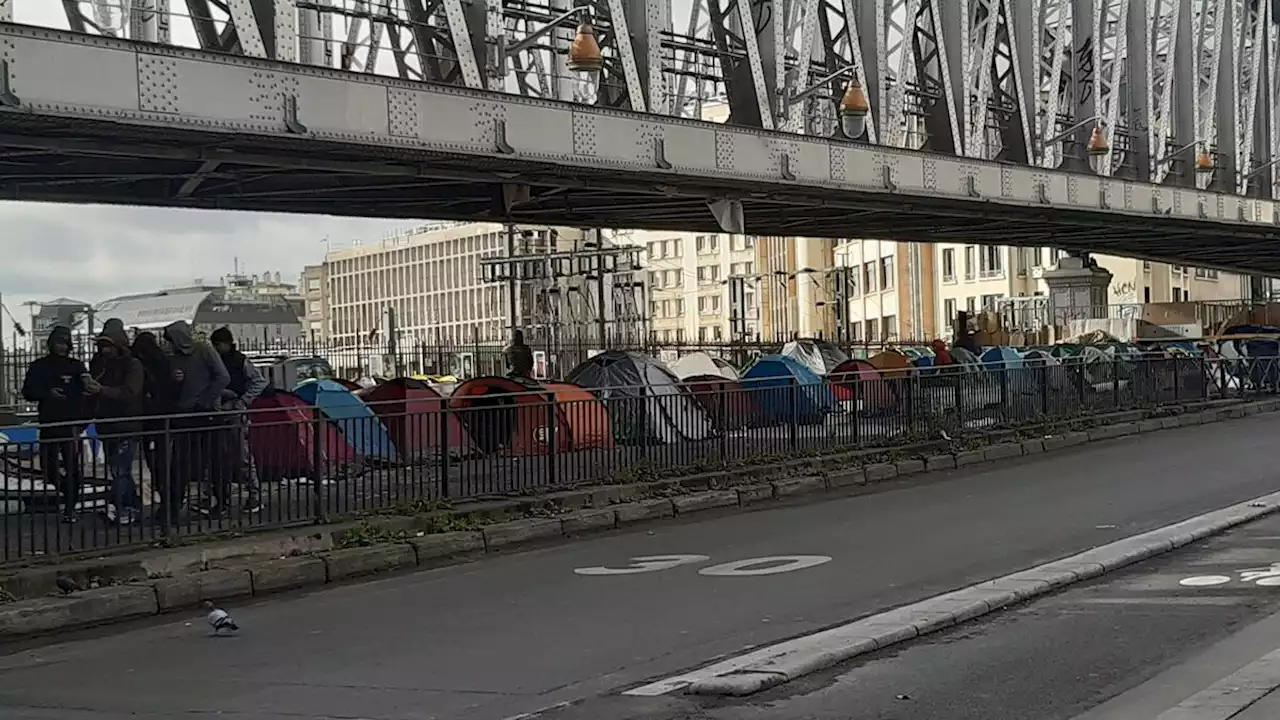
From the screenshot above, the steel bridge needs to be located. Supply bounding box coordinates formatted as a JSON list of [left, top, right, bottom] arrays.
[[4, 1, 1280, 271]]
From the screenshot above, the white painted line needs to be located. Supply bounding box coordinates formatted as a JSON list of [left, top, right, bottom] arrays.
[[698, 556, 833, 577], [1152, 647, 1280, 720], [623, 490, 1280, 698], [1179, 575, 1232, 587]]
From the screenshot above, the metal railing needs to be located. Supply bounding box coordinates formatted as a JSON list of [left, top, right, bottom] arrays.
[[0, 354, 1272, 564]]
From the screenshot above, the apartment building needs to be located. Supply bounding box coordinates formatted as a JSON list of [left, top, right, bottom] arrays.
[[614, 229, 761, 343], [300, 264, 326, 343], [322, 222, 586, 349]]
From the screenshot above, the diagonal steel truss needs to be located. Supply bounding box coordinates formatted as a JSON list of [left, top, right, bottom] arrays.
[[30, 0, 1280, 198]]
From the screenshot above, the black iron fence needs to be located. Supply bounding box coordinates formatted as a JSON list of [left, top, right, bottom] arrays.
[[0, 355, 1272, 564]]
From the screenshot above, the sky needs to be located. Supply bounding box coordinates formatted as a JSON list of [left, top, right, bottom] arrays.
[[0, 1, 409, 346]]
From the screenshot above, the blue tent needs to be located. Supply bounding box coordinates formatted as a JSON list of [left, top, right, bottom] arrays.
[[980, 346, 1023, 370], [295, 379, 398, 461], [741, 355, 835, 425]]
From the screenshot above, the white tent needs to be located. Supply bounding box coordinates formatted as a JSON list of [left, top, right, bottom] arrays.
[[670, 352, 739, 381]]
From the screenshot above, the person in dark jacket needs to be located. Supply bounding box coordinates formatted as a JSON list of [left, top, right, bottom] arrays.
[[86, 319, 145, 525], [210, 327, 268, 515], [502, 329, 535, 379], [130, 331, 175, 494], [160, 321, 230, 522], [21, 325, 89, 523]]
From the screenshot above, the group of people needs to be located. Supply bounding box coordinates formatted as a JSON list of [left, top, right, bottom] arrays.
[[21, 320, 268, 525]]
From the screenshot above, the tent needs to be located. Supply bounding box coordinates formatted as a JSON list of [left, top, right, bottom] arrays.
[[681, 375, 755, 430], [358, 378, 476, 459], [980, 346, 1023, 369], [294, 379, 398, 461], [450, 376, 567, 456], [670, 352, 739, 381], [781, 338, 848, 376], [741, 355, 835, 425], [829, 358, 896, 410], [868, 350, 913, 379], [567, 351, 714, 445], [543, 382, 616, 452], [247, 388, 356, 482]]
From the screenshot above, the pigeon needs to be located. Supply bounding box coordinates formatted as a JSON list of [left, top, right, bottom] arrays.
[[203, 601, 239, 635], [55, 576, 79, 596]]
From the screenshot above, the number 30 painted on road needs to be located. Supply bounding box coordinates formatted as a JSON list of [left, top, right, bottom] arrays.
[[574, 555, 831, 577]]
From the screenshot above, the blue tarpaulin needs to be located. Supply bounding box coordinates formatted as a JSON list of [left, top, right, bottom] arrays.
[[295, 379, 398, 461], [741, 355, 835, 425]]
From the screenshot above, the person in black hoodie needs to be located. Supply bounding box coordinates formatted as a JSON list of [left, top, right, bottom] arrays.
[[210, 327, 267, 515], [21, 325, 89, 523], [161, 321, 229, 523], [131, 331, 175, 512], [86, 319, 145, 525]]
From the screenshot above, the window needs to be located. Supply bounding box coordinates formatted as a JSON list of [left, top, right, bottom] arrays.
[[881, 315, 896, 339], [698, 295, 721, 315], [966, 296, 977, 315], [866, 319, 879, 342], [1143, 286, 1151, 303], [943, 299, 957, 326], [880, 257, 895, 290], [696, 234, 720, 255], [697, 265, 720, 284], [980, 247, 1003, 278], [863, 262, 877, 293], [1032, 247, 1044, 267], [964, 246, 976, 280], [941, 249, 956, 282], [980, 293, 1002, 310]]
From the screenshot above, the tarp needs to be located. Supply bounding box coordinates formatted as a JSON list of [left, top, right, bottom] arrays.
[[294, 379, 398, 461], [868, 350, 913, 379], [359, 378, 476, 459], [247, 388, 356, 481], [681, 375, 755, 430], [567, 350, 714, 445], [741, 355, 835, 425], [781, 339, 849, 377], [670, 352, 739, 381]]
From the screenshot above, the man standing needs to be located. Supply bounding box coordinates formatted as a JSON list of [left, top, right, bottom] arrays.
[[210, 327, 267, 514], [503, 329, 535, 379], [21, 325, 89, 523], [86, 319, 145, 525], [160, 321, 229, 522]]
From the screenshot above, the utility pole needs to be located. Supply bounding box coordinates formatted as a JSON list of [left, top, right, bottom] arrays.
[[505, 223, 518, 335]]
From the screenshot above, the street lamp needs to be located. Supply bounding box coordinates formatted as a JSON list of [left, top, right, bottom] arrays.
[[839, 77, 870, 140], [504, 6, 602, 75], [1153, 140, 1215, 181], [1042, 116, 1109, 173]]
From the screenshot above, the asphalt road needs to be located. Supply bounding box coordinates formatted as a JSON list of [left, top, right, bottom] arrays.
[[1, 413, 1279, 720], [538, 511, 1280, 720]]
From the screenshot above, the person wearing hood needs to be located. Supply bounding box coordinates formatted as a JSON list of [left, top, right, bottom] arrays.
[[21, 325, 89, 523], [86, 319, 145, 525], [502, 329, 534, 379], [160, 321, 230, 522], [210, 327, 267, 515], [130, 331, 176, 490]]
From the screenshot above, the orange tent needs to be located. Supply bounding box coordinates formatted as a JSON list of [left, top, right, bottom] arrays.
[[449, 377, 613, 456]]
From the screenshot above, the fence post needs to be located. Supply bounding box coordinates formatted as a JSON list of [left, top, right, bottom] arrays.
[[717, 386, 728, 468], [160, 416, 173, 539], [545, 396, 558, 488], [1039, 361, 1049, 417], [1172, 356, 1181, 402], [787, 376, 798, 450], [438, 401, 451, 499], [998, 362, 1010, 424], [310, 406, 325, 524], [1111, 358, 1120, 409]]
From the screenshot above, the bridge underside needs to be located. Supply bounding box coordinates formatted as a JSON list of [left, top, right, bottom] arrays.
[[4, 115, 1280, 275]]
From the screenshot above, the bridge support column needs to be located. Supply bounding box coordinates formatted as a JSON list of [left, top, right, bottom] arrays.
[[1042, 253, 1112, 341]]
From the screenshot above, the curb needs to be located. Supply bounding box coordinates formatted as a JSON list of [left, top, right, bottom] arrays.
[[1, 397, 1277, 640], [675, 491, 1280, 697]]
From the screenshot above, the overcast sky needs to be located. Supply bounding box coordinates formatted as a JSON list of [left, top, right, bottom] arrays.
[[0, 2, 409, 346]]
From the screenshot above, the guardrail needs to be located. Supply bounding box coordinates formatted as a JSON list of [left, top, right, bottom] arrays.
[[0, 355, 1272, 563]]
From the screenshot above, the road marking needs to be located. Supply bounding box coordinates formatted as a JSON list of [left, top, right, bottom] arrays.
[[574, 555, 709, 576], [1179, 575, 1232, 587], [698, 555, 832, 577]]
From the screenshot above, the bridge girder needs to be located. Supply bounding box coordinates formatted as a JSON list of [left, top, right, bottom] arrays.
[[24, 0, 1280, 199]]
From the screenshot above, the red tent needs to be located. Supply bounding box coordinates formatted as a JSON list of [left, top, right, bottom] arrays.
[[681, 374, 755, 430], [829, 359, 896, 410], [449, 377, 613, 456], [358, 378, 476, 458], [247, 389, 356, 481]]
